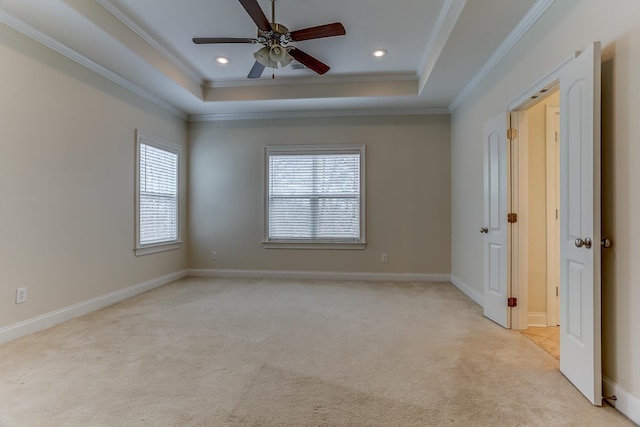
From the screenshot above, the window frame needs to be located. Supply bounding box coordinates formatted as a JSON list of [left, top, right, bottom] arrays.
[[135, 130, 182, 256], [263, 144, 366, 250]]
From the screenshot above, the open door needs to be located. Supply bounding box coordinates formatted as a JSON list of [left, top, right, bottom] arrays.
[[482, 114, 509, 328], [559, 42, 602, 405]]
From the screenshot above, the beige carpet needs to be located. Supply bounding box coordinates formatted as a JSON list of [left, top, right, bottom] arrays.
[[0, 278, 633, 426]]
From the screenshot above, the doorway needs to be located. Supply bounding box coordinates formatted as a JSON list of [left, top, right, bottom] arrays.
[[514, 90, 561, 360], [482, 42, 602, 405]]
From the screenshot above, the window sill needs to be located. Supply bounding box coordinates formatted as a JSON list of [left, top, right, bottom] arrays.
[[135, 241, 182, 256], [263, 241, 366, 250]]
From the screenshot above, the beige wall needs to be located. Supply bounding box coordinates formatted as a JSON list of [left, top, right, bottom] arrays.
[[0, 25, 188, 329], [189, 115, 451, 275], [451, 0, 640, 401]]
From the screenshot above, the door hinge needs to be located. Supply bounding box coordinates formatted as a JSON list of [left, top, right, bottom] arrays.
[[507, 128, 518, 139], [507, 213, 518, 223], [507, 297, 518, 308]]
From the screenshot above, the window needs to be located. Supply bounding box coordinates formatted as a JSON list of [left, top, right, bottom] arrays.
[[135, 130, 181, 256], [264, 145, 366, 249]]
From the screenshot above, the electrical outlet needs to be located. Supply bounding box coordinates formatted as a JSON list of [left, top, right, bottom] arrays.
[[16, 287, 27, 304], [381, 254, 389, 263], [211, 251, 218, 260]]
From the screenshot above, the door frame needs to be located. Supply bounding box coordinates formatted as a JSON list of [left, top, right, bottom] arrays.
[[506, 54, 575, 331], [545, 104, 561, 327]]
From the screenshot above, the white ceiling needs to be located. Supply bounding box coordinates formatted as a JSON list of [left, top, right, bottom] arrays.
[[0, 0, 548, 119]]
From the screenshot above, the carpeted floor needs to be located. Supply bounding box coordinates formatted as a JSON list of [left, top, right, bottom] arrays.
[[0, 278, 633, 426]]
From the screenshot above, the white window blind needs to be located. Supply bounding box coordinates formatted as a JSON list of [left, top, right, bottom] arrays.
[[266, 146, 365, 245], [136, 131, 181, 255]]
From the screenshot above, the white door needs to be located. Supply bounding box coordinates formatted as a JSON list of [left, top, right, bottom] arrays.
[[483, 114, 509, 328], [559, 42, 602, 406]]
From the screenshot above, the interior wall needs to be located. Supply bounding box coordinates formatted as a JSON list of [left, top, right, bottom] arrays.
[[0, 24, 188, 330], [526, 92, 559, 317], [188, 115, 451, 275], [451, 0, 640, 404]]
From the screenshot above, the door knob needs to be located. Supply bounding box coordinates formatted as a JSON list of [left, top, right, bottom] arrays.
[[601, 238, 612, 248], [480, 227, 488, 234], [575, 237, 593, 249]]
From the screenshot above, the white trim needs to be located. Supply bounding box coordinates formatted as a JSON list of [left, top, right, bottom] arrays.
[[546, 104, 561, 327], [189, 269, 450, 283], [603, 376, 640, 425], [262, 242, 366, 250], [188, 107, 450, 122], [450, 275, 484, 307], [449, 0, 557, 112], [135, 241, 182, 256], [507, 54, 575, 111], [0, 270, 187, 345], [206, 73, 416, 88], [527, 312, 548, 327], [97, 0, 202, 84], [511, 110, 528, 331], [417, 0, 467, 94], [135, 130, 182, 254], [263, 144, 366, 246], [0, 9, 186, 120]]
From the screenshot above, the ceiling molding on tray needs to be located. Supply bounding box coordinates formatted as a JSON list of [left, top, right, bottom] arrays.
[[205, 73, 417, 89], [417, 0, 467, 95], [97, 0, 202, 85], [189, 107, 450, 122], [0, 8, 186, 119], [448, 0, 556, 112]]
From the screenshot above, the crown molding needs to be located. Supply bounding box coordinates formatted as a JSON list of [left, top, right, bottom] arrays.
[[97, 0, 202, 84], [205, 73, 417, 89], [417, 0, 467, 94], [188, 107, 449, 122], [0, 8, 186, 119], [448, 0, 556, 112]]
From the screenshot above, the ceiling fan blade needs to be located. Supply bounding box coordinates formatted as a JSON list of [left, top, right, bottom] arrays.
[[288, 48, 330, 75], [238, 0, 271, 32], [248, 61, 266, 79], [192, 37, 255, 44], [289, 23, 346, 42]]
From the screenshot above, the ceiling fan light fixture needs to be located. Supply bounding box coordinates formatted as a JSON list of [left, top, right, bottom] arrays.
[[269, 44, 288, 62], [215, 56, 230, 65], [254, 46, 277, 68], [373, 49, 387, 58], [279, 53, 294, 68]]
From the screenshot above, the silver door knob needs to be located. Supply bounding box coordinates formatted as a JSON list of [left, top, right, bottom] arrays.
[[575, 237, 593, 249], [480, 227, 488, 234], [601, 238, 612, 248]]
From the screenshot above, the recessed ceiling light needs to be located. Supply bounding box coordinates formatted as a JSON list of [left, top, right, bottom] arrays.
[[216, 56, 230, 65], [373, 49, 387, 58]]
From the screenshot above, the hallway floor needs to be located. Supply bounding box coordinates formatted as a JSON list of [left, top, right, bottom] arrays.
[[521, 326, 560, 360]]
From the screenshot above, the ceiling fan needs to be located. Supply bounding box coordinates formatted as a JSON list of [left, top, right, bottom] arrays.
[[193, 0, 346, 78]]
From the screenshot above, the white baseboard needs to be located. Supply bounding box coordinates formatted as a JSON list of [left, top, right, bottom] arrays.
[[450, 275, 483, 307], [527, 312, 548, 327], [603, 376, 640, 425], [188, 269, 450, 283], [0, 270, 188, 345]]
